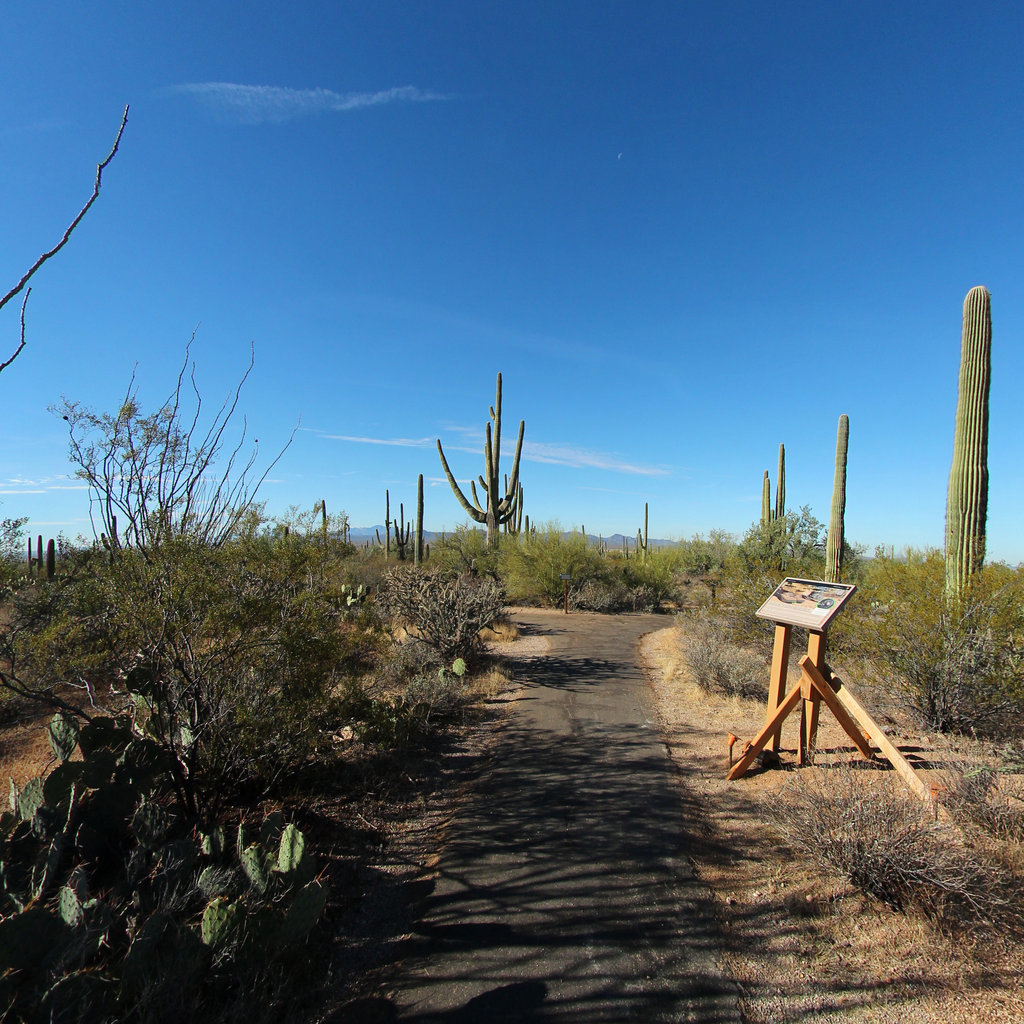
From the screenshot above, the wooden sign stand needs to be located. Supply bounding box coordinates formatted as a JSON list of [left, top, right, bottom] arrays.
[[728, 624, 931, 803]]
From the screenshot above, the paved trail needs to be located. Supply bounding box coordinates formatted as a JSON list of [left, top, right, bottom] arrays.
[[385, 609, 741, 1023]]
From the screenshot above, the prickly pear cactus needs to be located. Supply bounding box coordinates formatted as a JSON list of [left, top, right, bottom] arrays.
[[57, 885, 84, 928], [278, 881, 327, 946], [239, 844, 269, 894], [201, 897, 243, 949], [48, 713, 79, 762], [277, 823, 306, 876]]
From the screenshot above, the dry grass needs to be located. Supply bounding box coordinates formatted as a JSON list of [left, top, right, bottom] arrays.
[[641, 622, 1024, 1024]]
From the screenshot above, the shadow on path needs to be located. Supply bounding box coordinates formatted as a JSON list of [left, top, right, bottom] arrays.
[[363, 610, 743, 1023]]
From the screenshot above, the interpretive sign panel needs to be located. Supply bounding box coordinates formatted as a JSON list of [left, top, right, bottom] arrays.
[[755, 578, 856, 631]]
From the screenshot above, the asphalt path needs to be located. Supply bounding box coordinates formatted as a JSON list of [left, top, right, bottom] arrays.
[[384, 609, 742, 1023]]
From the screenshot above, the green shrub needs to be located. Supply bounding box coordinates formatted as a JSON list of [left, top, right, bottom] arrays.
[[2, 534, 360, 817], [430, 523, 495, 576], [497, 525, 611, 606], [851, 551, 1024, 736]]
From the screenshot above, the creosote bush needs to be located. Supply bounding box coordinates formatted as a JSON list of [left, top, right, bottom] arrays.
[[941, 760, 1024, 844], [766, 768, 1016, 933], [851, 550, 1024, 736]]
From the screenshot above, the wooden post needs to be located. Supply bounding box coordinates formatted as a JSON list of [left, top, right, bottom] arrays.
[[765, 623, 792, 753], [802, 630, 826, 763]]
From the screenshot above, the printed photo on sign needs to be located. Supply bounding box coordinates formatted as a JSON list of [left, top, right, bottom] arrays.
[[755, 578, 856, 630]]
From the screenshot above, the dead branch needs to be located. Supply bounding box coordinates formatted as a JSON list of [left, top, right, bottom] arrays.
[[0, 104, 129, 373]]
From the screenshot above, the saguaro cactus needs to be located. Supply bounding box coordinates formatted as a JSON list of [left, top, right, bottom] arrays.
[[375, 490, 391, 560], [636, 502, 649, 563], [775, 444, 786, 520], [415, 474, 424, 566], [437, 372, 525, 549], [945, 285, 992, 601], [760, 471, 771, 526], [825, 415, 849, 583], [392, 502, 411, 561]]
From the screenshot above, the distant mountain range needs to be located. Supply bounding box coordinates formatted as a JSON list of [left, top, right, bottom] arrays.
[[347, 527, 675, 549]]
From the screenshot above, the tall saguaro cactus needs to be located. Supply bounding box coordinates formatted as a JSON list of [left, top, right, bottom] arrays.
[[437, 372, 525, 549], [825, 414, 849, 583], [775, 444, 786, 520], [636, 502, 649, 563], [415, 474, 424, 566], [375, 489, 392, 560], [945, 286, 992, 602], [760, 471, 771, 526]]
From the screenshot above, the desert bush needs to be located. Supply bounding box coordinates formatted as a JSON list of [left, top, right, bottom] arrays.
[[55, 342, 289, 553], [403, 659, 470, 723], [376, 566, 505, 666], [852, 551, 1024, 736], [498, 525, 612, 605], [681, 615, 766, 698], [941, 760, 1024, 843], [2, 535, 358, 817], [718, 507, 832, 656], [766, 767, 1016, 933], [430, 523, 496, 576]]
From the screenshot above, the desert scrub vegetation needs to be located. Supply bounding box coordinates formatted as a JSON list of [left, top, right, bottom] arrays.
[[849, 549, 1024, 738], [681, 614, 766, 699], [376, 565, 506, 667], [493, 524, 677, 611], [766, 767, 1022, 936], [0, 353, 517, 1023]]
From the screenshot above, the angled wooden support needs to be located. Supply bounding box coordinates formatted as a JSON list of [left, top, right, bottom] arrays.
[[727, 680, 804, 780], [801, 632, 825, 762], [818, 667, 933, 803], [797, 657, 872, 759]]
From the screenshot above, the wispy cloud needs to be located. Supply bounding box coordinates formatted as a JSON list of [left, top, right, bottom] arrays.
[[313, 433, 434, 449], [310, 428, 668, 477], [171, 83, 449, 124], [0, 477, 88, 495], [522, 441, 670, 476]]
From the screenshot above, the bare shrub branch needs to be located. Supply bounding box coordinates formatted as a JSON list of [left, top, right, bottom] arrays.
[[1, 106, 128, 372], [377, 567, 506, 666], [55, 336, 292, 552], [766, 767, 1019, 934]]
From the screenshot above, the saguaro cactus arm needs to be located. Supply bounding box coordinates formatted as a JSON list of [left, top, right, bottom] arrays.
[[436, 441, 486, 523], [945, 286, 991, 601]]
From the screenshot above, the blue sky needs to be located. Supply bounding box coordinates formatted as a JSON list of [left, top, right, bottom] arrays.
[[1, 1, 1022, 560]]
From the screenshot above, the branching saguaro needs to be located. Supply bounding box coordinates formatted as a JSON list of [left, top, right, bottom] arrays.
[[437, 372, 525, 549]]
